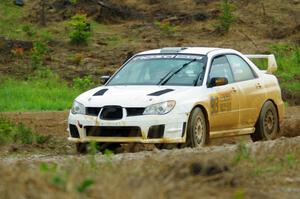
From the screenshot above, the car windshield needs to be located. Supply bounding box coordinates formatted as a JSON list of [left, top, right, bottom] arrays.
[[107, 54, 207, 86]]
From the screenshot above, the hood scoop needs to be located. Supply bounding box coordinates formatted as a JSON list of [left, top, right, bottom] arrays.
[[148, 89, 174, 96], [93, 89, 108, 96]]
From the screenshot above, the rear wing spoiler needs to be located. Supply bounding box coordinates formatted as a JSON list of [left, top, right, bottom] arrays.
[[245, 54, 277, 74]]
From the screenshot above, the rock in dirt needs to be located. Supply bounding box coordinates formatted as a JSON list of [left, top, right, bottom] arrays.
[[190, 161, 229, 176]]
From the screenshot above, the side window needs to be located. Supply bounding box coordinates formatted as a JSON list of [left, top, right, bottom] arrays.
[[226, 55, 256, 81], [209, 55, 234, 84]]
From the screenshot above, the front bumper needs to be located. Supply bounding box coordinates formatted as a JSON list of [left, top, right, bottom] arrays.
[[67, 111, 188, 143]]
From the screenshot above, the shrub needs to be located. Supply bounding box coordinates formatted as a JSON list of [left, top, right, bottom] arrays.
[[69, 0, 78, 5], [73, 76, 94, 91], [22, 24, 36, 37], [215, 0, 235, 34], [0, 117, 49, 145], [70, 53, 84, 65], [154, 21, 177, 36], [77, 179, 94, 193], [67, 14, 91, 44], [31, 41, 49, 69]]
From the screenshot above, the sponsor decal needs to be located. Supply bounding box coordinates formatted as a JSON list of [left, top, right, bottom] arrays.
[[210, 92, 232, 114]]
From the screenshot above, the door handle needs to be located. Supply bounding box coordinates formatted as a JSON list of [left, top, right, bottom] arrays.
[[232, 87, 237, 93], [256, 83, 262, 89]]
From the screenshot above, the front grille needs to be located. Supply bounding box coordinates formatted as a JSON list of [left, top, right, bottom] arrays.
[[126, 108, 145, 117], [69, 124, 80, 138], [100, 106, 123, 120], [85, 126, 142, 137], [86, 107, 101, 116], [147, 125, 165, 138]]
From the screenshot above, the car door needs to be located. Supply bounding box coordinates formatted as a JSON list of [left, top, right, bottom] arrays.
[[226, 54, 265, 128], [207, 55, 240, 132]]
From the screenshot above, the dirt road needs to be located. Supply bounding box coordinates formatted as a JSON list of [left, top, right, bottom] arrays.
[[1, 106, 300, 140], [0, 107, 299, 199]]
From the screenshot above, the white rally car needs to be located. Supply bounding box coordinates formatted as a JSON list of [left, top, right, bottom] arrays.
[[68, 47, 284, 153]]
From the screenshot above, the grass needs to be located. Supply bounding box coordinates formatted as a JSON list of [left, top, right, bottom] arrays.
[[0, 71, 83, 112], [0, 0, 67, 41], [252, 44, 300, 93], [0, 117, 49, 145], [0, 0, 26, 39]]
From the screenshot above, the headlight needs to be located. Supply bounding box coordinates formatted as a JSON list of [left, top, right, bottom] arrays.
[[143, 101, 176, 115], [71, 101, 85, 115]]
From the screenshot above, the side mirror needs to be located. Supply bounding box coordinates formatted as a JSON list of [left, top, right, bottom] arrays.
[[209, 77, 228, 87], [101, 75, 110, 84]]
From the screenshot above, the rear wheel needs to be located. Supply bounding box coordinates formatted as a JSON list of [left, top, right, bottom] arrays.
[[184, 107, 209, 147], [251, 101, 279, 141]]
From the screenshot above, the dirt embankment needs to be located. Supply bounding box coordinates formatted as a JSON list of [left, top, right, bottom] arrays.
[[0, 108, 299, 199], [0, 136, 300, 199]]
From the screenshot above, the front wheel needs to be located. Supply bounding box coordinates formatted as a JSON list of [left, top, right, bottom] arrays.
[[76, 143, 88, 154], [184, 107, 209, 147], [251, 101, 279, 141], [75, 142, 122, 154]]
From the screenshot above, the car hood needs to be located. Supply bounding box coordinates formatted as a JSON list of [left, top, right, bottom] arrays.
[[76, 86, 195, 107]]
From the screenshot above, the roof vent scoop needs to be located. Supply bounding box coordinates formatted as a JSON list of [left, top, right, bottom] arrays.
[[93, 89, 108, 96], [160, 47, 187, 53]]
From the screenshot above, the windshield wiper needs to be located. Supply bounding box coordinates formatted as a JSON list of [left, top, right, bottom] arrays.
[[159, 59, 197, 85]]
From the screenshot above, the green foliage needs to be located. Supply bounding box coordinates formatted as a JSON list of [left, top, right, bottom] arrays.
[[77, 179, 94, 193], [70, 53, 84, 65], [0, 72, 82, 111], [88, 141, 98, 168], [69, 0, 78, 5], [30, 40, 49, 69], [0, 118, 15, 144], [67, 14, 91, 44], [22, 24, 36, 38], [233, 189, 245, 199], [40, 162, 94, 193], [253, 165, 282, 176], [0, 118, 49, 145], [216, 0, 235, 34], [39, 163, 66, 187], [73, 76, 94, 91], [103, 149, 114, 165], [251, 153, 298, 176], [16, 123, 34, 144], [88, 141, 99, 155], [154, 21, 177, 36], [0, 0, 25, 39], [252, 44, 300, 93], [234, 142, 249, 163], [284, 153, 297, 168]]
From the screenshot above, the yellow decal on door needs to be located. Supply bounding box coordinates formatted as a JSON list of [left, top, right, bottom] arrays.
[[210, 92, 231, 114]]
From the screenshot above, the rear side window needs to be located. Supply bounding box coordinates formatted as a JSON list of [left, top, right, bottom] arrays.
[[226, 55, 256, 81], [209, 55, 234, 84]]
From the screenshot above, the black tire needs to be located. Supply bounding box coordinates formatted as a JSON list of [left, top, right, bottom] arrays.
[[184, 107, 209, 147], [76, 143, 88, 154], [251, 101, 279, 142]]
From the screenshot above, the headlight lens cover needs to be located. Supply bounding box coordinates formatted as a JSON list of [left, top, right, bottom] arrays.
[[71, 101, 85, 115], [143, 100, 176, 115]]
